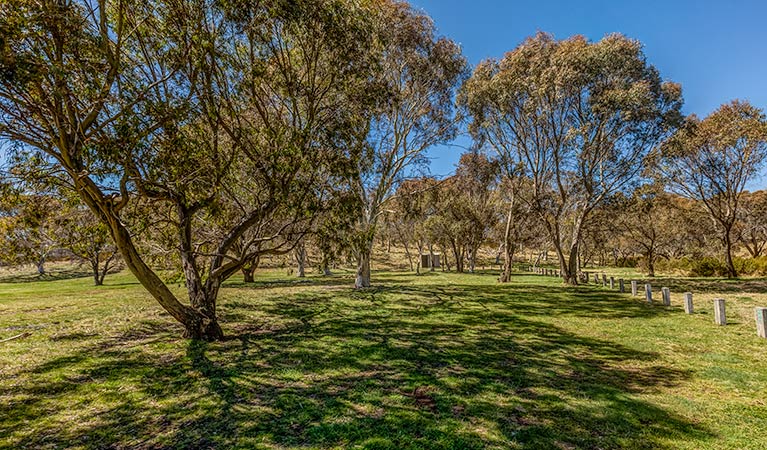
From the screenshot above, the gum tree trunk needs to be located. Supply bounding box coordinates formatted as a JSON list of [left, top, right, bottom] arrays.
[[355, 243, 372, 288], [724, 227, 737, 278], [499, 206, 515, 283], [295, 242, 307, 278]]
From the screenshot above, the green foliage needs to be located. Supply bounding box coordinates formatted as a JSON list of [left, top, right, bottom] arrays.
[[655, 256, 767, 277]]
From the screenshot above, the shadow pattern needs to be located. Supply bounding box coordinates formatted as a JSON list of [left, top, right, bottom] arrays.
[[0, 274, 711, 449]]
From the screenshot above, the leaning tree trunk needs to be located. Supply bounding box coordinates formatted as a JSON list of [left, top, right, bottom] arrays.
[[403, 241, 414, 272], [110, 214, 224, 340]]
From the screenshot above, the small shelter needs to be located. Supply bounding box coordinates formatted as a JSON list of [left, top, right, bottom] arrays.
[[420, 253, 441, 269]]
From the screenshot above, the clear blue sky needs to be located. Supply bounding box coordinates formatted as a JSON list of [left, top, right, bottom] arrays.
[[413, 0, 767, 184]]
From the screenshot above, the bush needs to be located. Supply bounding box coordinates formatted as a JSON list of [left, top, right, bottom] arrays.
[[657, 256, 767, 277], [689, 257, 727, 277], [654, 257, 692, 276]]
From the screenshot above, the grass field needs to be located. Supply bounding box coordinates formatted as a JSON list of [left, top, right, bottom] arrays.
[[1, 265, 766, 449]]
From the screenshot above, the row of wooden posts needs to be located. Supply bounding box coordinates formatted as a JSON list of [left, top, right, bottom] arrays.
[[528, 266, 767, 339]]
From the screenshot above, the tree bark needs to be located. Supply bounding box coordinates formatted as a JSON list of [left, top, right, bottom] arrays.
[[91, 260, 103, 286], [403, 241, 414, 271], [295, 242, 307, 278], [242, 267, 255, 283], [724, 227, 737, 278], [355, 245, 372, 288], [499, 205, 515, 283], [36, 256, 46, 276], [241, 254, 260, 282]]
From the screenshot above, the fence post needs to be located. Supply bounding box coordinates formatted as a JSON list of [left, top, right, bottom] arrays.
[[756, 308, 767, 338], [619, 279, 625, 293], [714, 299, 726, 326], [684, 293, 694, 314], [662, 287, 671, 306], [609, 277, 615, 289], [631, 280, 638, 296], [645, 284, 653, 304]]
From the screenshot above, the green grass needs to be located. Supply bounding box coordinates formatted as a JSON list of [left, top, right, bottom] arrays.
[[1, 266, 766, 449]]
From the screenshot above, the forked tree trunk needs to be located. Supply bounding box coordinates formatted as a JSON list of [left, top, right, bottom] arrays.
[[242, 267, 255, 283], [240, 255, 260, 282], [111, 217, 224, 340]]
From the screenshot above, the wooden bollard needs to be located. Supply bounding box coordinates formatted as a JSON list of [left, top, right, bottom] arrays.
[[609, 277, 615, 289], [684, 293, 694, 314], [662, 287, 671, 306], [714, 299, 726, 325], [645, 284, 653, 304], [602, 274, 607, 286], [619, 279, 625, 293], [631, 280, 638, 296], [756, 308, 767, 338]]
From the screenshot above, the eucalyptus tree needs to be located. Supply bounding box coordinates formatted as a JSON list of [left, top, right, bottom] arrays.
[[0, 0, 374, 339], [493, 174, 535, 282], [0, 193, 59, 275], [350, 1, 467, 288], [452, 152, 500, 272], [660, 101, 767, 277], [734, 190, 767, 258], [56, 196, 119, 286], [612, 187, 679, 277], [461, 32, 683, 284]]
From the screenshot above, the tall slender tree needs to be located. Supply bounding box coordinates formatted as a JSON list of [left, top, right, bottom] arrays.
[[351, 1, 467, 288]]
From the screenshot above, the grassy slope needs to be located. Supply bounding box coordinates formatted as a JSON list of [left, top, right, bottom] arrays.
[[0, 266, 766, 449]]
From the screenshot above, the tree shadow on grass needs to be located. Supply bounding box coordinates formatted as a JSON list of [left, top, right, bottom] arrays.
[[1, 278, 712, 449], [0, 266, 94, 284]]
